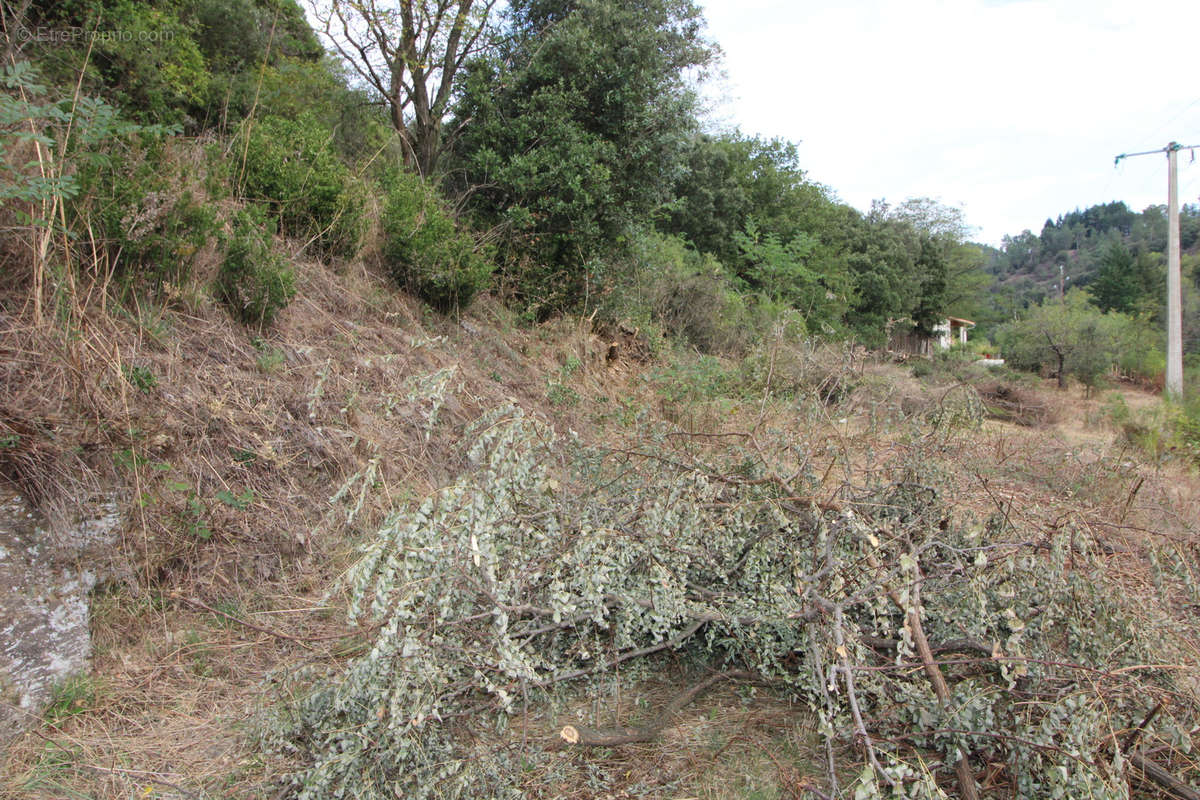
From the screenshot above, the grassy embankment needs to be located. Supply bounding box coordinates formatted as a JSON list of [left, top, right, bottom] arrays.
[[2, 248, 1198, 798]]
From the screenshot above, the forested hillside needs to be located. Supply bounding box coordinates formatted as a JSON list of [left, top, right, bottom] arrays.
[[979, 202, 1200, 340], [3, 2, 1200, 800]]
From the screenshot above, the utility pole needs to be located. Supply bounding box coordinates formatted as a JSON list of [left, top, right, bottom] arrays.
[[1114, 141, 1198, 400]]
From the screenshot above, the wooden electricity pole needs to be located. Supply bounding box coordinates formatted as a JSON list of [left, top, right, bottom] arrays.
[[1114, 142, 1198, 400]]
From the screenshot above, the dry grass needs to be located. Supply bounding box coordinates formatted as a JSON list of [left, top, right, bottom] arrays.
[[0, 255, 669, 799], [505, 672, 827, 800], [2, 263, 1199, 798]]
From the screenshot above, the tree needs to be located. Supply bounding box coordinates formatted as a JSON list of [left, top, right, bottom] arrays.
[[661, 133, 838, 267], [1090, 240, 1138, 313], [310, 0, 500, 175], [998, 291, 1135, 391], [943, 242, 991, 318], [1000, 230, 1041, 274], [732, 220, 849, 331], [838, 198, 988, 345], [910, 234, 949, 335], [840, 203, 919, 343], [450, 0, 716, 314], [1090, 239, 1165, 316]]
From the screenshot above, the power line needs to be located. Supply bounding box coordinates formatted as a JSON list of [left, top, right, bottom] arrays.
[[1136, 96, 1200, 152], [1180, 153, 1200, 202]]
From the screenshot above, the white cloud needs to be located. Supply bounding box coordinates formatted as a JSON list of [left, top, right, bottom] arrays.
[[699, 0, 1200, 244]]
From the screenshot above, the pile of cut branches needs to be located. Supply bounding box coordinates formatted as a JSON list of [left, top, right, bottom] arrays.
[[264, 406, 1200, 799], [975, 380, 1058, 426]]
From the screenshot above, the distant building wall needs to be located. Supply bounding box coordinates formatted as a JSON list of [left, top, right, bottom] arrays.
[[890, 317, 974, 356], [889, 326, 934, 356]]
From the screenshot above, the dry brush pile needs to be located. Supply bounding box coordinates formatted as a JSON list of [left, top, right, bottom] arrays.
[[262, 402, 1200, 800]]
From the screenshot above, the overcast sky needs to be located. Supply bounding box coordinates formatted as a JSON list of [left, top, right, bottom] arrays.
[[697, 0, 1200, 246]]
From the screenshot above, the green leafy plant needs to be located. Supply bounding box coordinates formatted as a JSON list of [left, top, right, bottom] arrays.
[[121, 363, 157, 393], [380, 169, 494, 311], [237, 114, 365, 257], [910, 359, 933, 379], [655, 353, 739, 404], [252, 338, 287, 373], [546, 382, 580, 407], [216, 488, 255, 510], [168, 481, 212, 540], [546, 356, 583, 406], [113, 447, 148, 472], [44, 675, 96, 722], [215, 206, 295, 327]]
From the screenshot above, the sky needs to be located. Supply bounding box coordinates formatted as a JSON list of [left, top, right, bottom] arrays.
[[697, 0, 1200, 246]]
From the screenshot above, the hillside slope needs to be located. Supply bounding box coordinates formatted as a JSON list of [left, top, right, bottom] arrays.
[[2, 258, 1199, 799]]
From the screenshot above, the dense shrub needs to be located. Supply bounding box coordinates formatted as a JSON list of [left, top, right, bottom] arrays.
[[249, 59, 391, 161], [598, 232, 766, 355], [76, 138, 218, 285], [31, 0, 322, 129], [43, 1, 209, 126], [237, 114, 365, 257], [380, 170, 493, 311], [215, 206, 295, 326], [997, 291, 1161, 389]]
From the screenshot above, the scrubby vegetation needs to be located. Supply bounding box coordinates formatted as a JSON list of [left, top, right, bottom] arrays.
[[215, 206, 294, 326], [264, 402, 1197, 800], [236, 114, 366, 258], [3, 2, 1200, 800], [380, 169, 493, 311]]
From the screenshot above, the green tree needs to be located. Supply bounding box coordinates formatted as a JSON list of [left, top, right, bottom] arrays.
[[450, 0, 716, 315], [662, 133, 839, 266], [1090, 239, 1165, 317], [997, 291, 1154, 390], [1090, 240, 1139, 313], [842, 204, 919, 344], [999, 230, 1041, 274], [943, 242, 992, 321], [910, 234, 949, 335], [732, 220, 849, 331]]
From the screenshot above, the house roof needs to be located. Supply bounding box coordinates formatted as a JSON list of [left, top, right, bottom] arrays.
[[946, 316, 976, 327]]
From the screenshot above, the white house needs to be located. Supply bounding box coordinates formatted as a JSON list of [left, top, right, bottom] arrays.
[[933, 316, 975, 350], [889, 316, 975, 356]]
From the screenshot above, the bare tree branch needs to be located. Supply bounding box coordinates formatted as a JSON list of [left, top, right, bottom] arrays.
[[310, 0, 498, 175]]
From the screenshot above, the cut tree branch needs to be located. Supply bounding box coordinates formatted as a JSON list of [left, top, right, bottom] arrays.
[[555, 670, 754, 748]]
